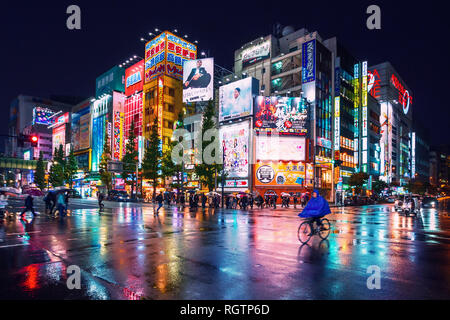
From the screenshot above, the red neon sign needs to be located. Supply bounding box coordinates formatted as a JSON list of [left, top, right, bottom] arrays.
[[368, 69, 381, 99], [390, 74, 412, 114]]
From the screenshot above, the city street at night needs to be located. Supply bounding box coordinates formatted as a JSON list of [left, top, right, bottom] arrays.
[[0, 200, 449, 300]]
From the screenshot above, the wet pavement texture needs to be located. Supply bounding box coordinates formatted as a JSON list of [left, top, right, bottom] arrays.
[[0, 198, 449, 300]]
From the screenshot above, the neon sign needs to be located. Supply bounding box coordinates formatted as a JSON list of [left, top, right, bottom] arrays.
[[334, 97, 340, 151], [367, 69, 381, 98], [390, 74, 412, 115]]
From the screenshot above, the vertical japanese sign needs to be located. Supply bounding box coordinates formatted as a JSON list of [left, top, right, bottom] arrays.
[[353, 63, 360, 167], [361, 61, 368, 169], [113, 111, 124, 160], [302, 39, 316, 83], [157, 77, 164, 138], [334, 97, 340, 151]]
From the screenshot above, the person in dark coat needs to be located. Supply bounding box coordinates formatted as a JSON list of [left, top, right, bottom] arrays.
[[21, 194, 36, 217], [155, 193, 164, 214], [293, 195, 298, 209], [201, 193, 207, 208]]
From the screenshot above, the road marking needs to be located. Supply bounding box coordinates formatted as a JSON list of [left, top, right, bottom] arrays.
[[6, 231, 41, 236], [0, 243, 29, 249]]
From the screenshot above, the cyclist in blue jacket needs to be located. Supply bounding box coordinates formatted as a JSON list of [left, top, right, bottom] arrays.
[[298, 189, 331, 228]]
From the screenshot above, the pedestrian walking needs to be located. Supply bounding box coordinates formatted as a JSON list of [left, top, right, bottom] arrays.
[[98, 192, 104, 210], [249, 195, 254, 209], [21, 194, 36, 218], [155, 192, 164, 214], [293, 195, 298, 209], [201, 193, 207, 208], [56, 192, 66, 218]]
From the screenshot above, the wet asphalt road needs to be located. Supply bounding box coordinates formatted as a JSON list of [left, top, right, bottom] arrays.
[[0, 198, 449, 300]]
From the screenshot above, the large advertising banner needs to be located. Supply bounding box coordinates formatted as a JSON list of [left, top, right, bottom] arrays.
[[72, 114, 80, 151], [254, 161, 305, 187], [219, 121, 250, 179], [52, 124, 66, 151], [125, 60, 144, 96], [219, 77, 256, 122], [254, 96, 308, 135], [255, 136, 306, 161], [33, 107, 55, 125], [165, 32, 197, 80], [183, 58, 214, 103], [242, 40, 271, 68], [145, 33, 166, 83], [302, 39, 316, 84], [145, 32, 197, 83], [79, 113, 90, 150]]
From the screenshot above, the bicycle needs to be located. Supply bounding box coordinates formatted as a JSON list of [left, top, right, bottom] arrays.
[[297, 217, 331, 244]]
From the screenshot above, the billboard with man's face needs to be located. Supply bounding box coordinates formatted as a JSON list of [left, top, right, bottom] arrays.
[[219, 77, 257, 122], [183, 58, 214, 103]]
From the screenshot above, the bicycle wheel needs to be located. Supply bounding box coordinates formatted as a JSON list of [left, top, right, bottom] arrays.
[[318, 218, 331, 240], [297, 221, 313, 244]]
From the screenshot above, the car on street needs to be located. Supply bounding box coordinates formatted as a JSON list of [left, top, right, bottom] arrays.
[[394, 195, 405, 211], [422, 196, 438, 209], [67, 189, 82, 199], [108, 190, 130, 202]]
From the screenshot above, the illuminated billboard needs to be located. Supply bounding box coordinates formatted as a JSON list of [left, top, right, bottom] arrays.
[[145, 31, 197, 83], [255, 161, 305, 187], [255, 136, 306, 161], [242, 40, 270, 68], [113, 111, 124, 160], [52, 124, 66, 151], [219, 121, 250, 179], [219, 77, 258, 122], [32, 107, 55, 125], [72, 106, 90, 151], [254, 96, 308, 135], [183, 58, 214, 103], [302, 39, 316, 83], [125, 60, 144, 96]]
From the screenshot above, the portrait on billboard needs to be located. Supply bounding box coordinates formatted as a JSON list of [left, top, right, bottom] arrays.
[[183, 58, 214, 102], [219, 121, 250, 179], [254, 96, 308, 135], [219, 77, 254, 122]]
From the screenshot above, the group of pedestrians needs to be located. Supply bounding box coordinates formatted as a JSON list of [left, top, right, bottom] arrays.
[[225, 194, 254, 210]]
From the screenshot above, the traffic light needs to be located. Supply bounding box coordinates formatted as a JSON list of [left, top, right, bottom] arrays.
[[30, 135, 38, 147], [17, 134, 38, 147]]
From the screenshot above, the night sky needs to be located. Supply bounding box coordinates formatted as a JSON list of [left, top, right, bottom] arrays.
[[1, 0, 449, 149]]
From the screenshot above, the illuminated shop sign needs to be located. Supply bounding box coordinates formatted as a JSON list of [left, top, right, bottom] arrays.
[[113, 111, 124, 160], [390, 74, 412, 115], [411, 132, 416, 176], [144, 31, 197, 83], [126, 71, 142, 88], [367, 69, 380, 98], [302, 39, 316, 83], [32, 107, 55, 125], [242, 40, 271, 68], [334, 97, 340, 151], [317, 137, 332, 149], [255, 161, 305, 187]]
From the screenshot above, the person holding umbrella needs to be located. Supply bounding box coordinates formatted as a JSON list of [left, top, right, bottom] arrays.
[[21, 194, 36, 218]]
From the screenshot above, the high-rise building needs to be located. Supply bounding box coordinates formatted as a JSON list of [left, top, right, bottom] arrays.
[[368, 62, 413, 185], [91, 66, 126, 172], [142, 31, 197, 151]]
